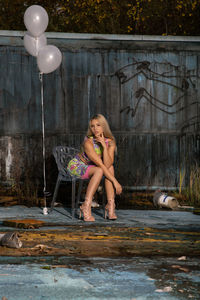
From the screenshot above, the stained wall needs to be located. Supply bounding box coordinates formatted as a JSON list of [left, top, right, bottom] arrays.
[[0, 31, 200, 189]]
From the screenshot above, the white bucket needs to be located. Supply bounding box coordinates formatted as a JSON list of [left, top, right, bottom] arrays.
[[158, 194, 178, 209]]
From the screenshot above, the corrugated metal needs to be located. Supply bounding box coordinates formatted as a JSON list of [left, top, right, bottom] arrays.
[[0, 31, 199, 189]]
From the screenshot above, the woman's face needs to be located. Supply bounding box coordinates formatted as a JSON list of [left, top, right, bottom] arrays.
[[90, 119, 103, 137]]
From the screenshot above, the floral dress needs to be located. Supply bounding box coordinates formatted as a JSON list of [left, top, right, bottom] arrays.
[[67, 136, 108, 179]]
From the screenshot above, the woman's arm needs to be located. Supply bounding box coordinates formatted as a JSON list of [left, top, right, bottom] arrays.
[[94, 134, 115, 168], [102, 139, 115, 168], [84, 139, 122, 194]]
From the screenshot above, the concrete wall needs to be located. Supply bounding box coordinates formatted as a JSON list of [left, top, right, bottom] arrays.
[[0, 31, 200, 190]]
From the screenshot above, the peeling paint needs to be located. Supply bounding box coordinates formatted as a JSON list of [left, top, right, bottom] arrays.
[[0, 33, 199, 187], [0, 226, 199, 257], [5, 137, 12, 180]]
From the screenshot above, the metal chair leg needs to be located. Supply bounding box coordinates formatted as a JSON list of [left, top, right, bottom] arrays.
[[76, 180, 83, 209], [50, 177, 61, 212], [102, 178, 106, 218], [71, 179, 76, 218]]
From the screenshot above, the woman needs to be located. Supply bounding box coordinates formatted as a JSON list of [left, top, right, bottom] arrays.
[[67, 114, 122, 221]]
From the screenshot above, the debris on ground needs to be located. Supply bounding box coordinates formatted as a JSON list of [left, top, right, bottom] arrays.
[[171, 265, 189, 272], [155, 286, 173, 293], [153, 190, 179, 210], [177, 255, 186, 261], [0, 196, 18, 206], [0, 232, 22, 248], [193, 208, 200, 215], [31, 244, 54, 254], [3, 219, 45, 229], [91, 201, 100, 208], [40, 265, 52, 270]]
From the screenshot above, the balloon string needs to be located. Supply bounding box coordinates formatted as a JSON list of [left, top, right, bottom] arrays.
[[35, 37, 39, 56], [39, 72, 46, 207]]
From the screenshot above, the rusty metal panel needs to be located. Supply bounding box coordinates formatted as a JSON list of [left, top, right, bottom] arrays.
[[0, 32, 200, 189]]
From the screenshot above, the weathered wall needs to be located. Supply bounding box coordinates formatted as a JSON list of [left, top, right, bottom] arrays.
[[0, 31, 200, 191]]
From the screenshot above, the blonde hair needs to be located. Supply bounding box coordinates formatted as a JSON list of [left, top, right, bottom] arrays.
[[87, 114, 115, 142]]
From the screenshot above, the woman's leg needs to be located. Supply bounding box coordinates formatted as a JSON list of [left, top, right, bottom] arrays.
[[85, 166, 104, 200], [104, 165, 115, 199], [104, 165, 117, 220], [80, 166, 103, 221]]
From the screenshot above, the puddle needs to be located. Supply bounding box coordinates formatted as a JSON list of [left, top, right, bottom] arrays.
[[0, 256, 199, 299]]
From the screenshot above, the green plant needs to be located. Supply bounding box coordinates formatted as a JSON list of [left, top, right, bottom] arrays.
[[188, 164, 200, 207], [179, 165, 186, 194], [10, 175, 39, 206], [176, 163, 200, 207], [9, 141, 43, 206]]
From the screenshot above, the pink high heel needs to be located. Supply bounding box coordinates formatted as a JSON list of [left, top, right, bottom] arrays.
[[105, 199, 117, 220], [79, 199, 95, 222]]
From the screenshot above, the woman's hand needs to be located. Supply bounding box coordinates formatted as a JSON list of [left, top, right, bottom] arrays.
[[95, 133, 106, 148], [113, 180, 122, 195]]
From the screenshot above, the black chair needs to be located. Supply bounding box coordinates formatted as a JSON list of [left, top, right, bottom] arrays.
[[50, 146, 87, 218], [50, 146, 106, 218]]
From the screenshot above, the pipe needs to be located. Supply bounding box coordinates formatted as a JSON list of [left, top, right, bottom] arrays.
[[123, 186, 179, 191]]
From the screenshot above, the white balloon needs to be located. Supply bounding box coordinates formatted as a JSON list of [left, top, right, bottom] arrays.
[[24, 32, 47, 57], [24, 5, 49, 37], [37, 45, 62, 74]]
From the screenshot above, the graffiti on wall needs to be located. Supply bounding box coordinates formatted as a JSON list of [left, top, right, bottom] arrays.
[[117, 59, 200, 132]]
